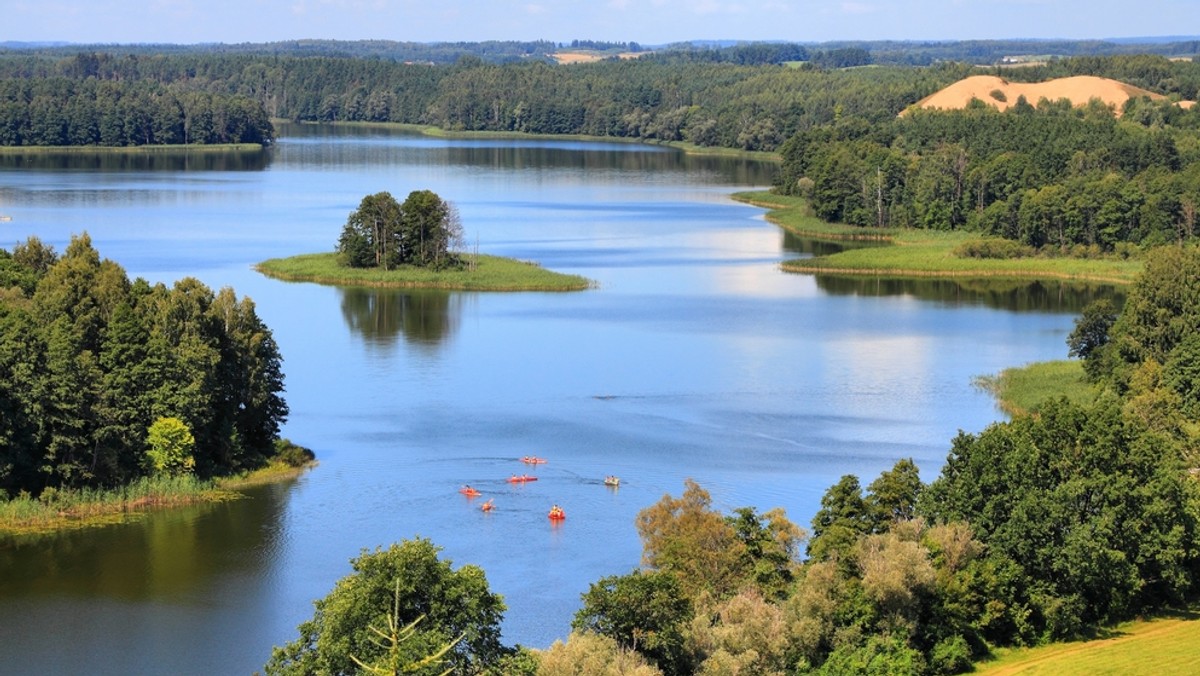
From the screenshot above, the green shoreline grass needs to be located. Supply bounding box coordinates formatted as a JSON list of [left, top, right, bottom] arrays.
[[0, 462, 312, 537], [256, 252, 594, 291], [0, 143, 265, 154], [975, 360, 1098, 417], [733, 191, 1142, 285]]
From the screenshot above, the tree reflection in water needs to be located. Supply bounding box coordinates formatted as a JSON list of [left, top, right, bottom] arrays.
[[339, 287, 462, 347]]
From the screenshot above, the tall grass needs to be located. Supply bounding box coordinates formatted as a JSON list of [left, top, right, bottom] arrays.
[[0, 475, 236, 535], [975, 360, 1099, 417], [256, 252, 593, 291]]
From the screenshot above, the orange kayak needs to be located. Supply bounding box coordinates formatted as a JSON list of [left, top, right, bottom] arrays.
[[507, 475, 538, 483], [521, 456, 547, 464], [459, 487, 481, 497]]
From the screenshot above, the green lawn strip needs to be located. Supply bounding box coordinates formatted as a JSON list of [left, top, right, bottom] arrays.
[[974, 610, 1200, 676], [732, 191, 1141, 285], [975, 360, 1098, 417], [256, 252, 593, 291], [0, 463, 311, 536]]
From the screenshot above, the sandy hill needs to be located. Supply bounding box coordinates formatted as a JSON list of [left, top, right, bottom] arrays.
[[909, 75, 1194, 115]]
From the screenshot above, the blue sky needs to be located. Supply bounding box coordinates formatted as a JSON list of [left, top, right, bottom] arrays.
[[2, 0, 1196, 45]]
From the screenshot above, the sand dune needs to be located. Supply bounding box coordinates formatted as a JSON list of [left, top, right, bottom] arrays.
[[909, 75, 1192, 115]]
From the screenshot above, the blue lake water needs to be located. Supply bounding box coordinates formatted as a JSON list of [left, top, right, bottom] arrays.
[[0, 125, 1111, 674]]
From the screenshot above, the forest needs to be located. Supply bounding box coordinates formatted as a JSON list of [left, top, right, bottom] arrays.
[[0, 234, 289, 495], [772, 95, 1200, 250], [0, 48, 1197, 157]]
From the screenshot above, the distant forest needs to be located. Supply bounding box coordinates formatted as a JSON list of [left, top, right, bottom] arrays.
[[0, 39, 1197, 150], [2, 42, 1200, 249]]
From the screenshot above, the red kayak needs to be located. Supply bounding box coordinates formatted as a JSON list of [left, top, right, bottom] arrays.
[[521, 456, 548, 464], [507, 475, 538, 483], [548, 506, 566, 520]]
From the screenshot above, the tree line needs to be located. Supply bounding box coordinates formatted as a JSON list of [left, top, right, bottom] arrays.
[[0, 76, 274, 146], [0, 234, 288, 495], [264, 245, 1200, 675], [0, 50, 964, 150], [2, 50, 1195, 154], [774, 95, 1200, 250]]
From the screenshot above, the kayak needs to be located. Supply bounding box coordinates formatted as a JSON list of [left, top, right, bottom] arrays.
[[604, 476, 620, 487], [521, 456, 547, 464], [507, 475, 538, 483], [548, 507, 566, 520], [459, 487, 481, 497]]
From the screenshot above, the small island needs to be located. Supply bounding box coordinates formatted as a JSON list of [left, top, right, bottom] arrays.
[[256, 190, 593, 291]]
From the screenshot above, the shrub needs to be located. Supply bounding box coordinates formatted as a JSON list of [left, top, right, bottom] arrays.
[[273, 438, 316, 467]]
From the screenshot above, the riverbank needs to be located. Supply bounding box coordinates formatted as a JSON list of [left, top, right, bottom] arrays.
[[734, 191, 1142, 285], [0, 142, 266, 154], [0, 461, 313, 537], [256, 252, 594, 291]]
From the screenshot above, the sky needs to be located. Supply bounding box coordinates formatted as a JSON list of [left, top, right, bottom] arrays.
[[2, 0, 1197, 46]]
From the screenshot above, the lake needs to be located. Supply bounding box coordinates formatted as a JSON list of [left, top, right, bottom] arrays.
[[0, 125, 1114, 674]]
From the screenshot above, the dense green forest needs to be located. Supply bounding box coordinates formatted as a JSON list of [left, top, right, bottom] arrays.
[[0, 77, 274, 147], [0, 47, 1197, 153], [0, 235, 288, 495], [773, 88, 1200, 250], [0, 49, 957, 150]]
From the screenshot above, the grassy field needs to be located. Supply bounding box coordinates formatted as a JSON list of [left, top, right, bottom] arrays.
[[974, 610, 1200, 675], [975, 360, 1098, 416], [256, 252, 594, 291], [733, 191, 1142, 285]]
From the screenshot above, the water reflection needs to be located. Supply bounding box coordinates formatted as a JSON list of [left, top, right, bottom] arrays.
[[0, 147, 271, 172], [275, 122, 776, 184], [781, 230, 888, 257], [0, 481, 294, 602], [339, 287, 461, 347], [814, 275, 1123, 313]]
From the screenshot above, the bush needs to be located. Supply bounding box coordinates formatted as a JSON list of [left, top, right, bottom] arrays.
[[273, 438, 316, 467], [929, 635, 973, 675]]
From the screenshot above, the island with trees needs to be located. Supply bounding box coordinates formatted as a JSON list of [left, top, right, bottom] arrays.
[[0, 234, 311, 534], [256, 189, 593, 291]]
